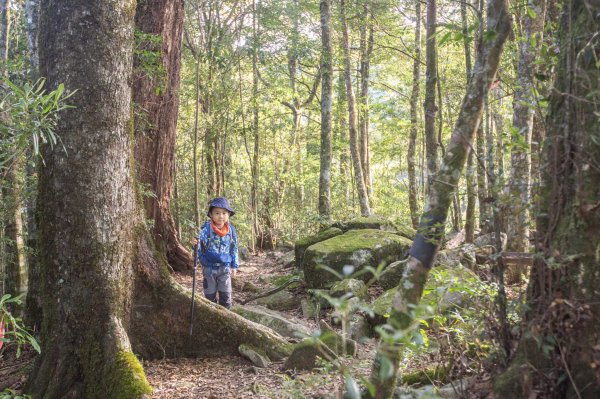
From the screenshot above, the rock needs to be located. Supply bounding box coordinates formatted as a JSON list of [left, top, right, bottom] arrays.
[[330, 278, 368, 300], [473, 232, 507, 254], [239, 266, 259, 275], [303, 229, 411, 289], [301, 298, 319, 319], [319, 320, 357, 357], [306, 289, 332, 309], [238, 344, 270, 368], [255, 289, 301, 311], [437, 377, 477, 398], [333, 215, 416, 240], [348, 314, 372, 342], [238, 246, 250, 261], [283, 339, 337, 371], [241, 281, 260, 293], [295, 227, 343, 265], [379, 260, 406, 290], [232, 304, 310, 338], [277, 251, 295, 268], [370, 287, 396, 326]]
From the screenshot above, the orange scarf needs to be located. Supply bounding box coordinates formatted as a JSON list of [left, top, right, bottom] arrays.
[[211, 222, 229, 237]]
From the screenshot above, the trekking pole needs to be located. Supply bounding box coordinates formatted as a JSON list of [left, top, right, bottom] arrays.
[[189, 243, 198, 339]]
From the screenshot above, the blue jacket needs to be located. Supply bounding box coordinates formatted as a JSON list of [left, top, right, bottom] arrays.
[[197, 221, 239, 269]]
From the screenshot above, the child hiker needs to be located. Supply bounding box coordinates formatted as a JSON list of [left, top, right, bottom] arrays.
[[193, 197, 239, 310]]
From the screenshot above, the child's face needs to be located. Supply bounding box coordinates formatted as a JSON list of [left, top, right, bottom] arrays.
[[210, 207, 230, 228]]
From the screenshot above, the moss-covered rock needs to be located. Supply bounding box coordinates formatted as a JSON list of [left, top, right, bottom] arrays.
[[370, 287, 396, 326], [332, 216, 416, 240], [283, 339, 337, 371], [255, 289, 301, 311], [239, 344, 271, 368], [379, 260, 406, 290], [303, 229, 411, 289], [319, 320, 357, 357], [232, 304, 310, 338], [295, 227, 343, 265], [330, 278, 368, 300]]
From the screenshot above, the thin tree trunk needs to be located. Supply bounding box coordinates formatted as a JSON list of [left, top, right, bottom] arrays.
[[318, 0, 333, 221], [337, 67, 351, 210], [358, 3, 373, 199], [424, 0, 438, 187], [367, 0, 511, 395], [340, 0, 370, 216], [408, 0, 422, 229], [132, 0, 191, 272], [461, 0, 476, 242], [507, 0, 545, 252], [250, 0, 261, 250], [0, 0, 9, 63]]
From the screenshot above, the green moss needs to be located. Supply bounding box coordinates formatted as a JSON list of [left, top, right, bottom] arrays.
[[295, 227, 343, 264], [303, 229, 411, 289], [401, 363, 450, 386], [108, 350, 153, 399]]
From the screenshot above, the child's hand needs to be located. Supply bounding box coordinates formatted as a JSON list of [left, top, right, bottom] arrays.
[[192, 237, 199, 247], [231, 269, 237, 278]]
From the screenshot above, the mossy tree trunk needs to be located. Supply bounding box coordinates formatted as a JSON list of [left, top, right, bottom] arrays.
[[407, 0, 421, 230], [423, 0, 438, 188], [318, 0, 333, 222], [132, 0, 192, 272], [366, 0, 511, 396], [29, 1, 289, 397], [496, 1, 600, 397], [340, 0, 370, 217]]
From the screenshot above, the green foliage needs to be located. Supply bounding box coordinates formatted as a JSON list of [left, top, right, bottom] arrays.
[[0, 294, 41, 358], [0, 78, 73, 171], [0, 389, 31, 399], [134, 29, 166, 95]]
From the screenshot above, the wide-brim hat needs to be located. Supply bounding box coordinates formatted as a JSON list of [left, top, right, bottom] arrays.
[[207, 197, 235, 217]]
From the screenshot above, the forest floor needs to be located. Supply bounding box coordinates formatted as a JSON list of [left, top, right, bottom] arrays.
[[1, 249, 497, 398]]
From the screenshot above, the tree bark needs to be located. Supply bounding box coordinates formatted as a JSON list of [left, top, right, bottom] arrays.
[[358, 2, 373, 199], [0, 0, 9, 63], [461, 0, 476, 242], [367, 0, 511, 395], [132, 0, 192, 272], [506, 0, 545, 252], [318, 0, 333, 221], [424, 0, 438, 187], [340, 0, 370, 216], [408, 0, 422, 229], [29, 2, 290, 396], [25, 0, 39, 74], [496, 0, 600, 395]]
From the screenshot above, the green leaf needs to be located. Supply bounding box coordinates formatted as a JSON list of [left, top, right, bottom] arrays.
[[378, 355, 394, 381], [28, 335, 41, 354], [527, 7, 537, 19]]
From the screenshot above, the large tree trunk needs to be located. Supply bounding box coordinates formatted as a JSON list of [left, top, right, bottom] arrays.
[[495, 1, 600, 396], [340, 0, 370, 216], [29, 2, 290, 397], [506, 0, 545, 252], [132, 0, 192, 272], [318, 0, 333, 221], [407, 0, 422, 229], [367, 0, 511, 395]]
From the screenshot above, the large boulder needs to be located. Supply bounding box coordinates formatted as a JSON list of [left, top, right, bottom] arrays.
[[303, 229, 411, 289], [379, 260, 407, 290], [295, 227, 343, 265], [333, 216, 416, 240], [232, 305, 310, 338]]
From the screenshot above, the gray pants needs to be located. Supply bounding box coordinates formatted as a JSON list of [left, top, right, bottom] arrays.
[[203, 264, 232, 309]]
